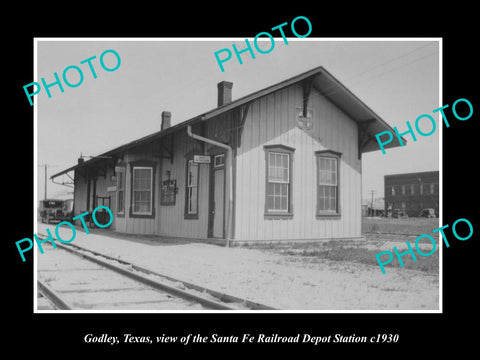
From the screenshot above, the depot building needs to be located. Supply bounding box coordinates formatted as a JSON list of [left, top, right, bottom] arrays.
[[50, 66, 403, 244]]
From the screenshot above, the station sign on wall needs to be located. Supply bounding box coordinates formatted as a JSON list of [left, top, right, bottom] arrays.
[[193, 155, 211, 164]]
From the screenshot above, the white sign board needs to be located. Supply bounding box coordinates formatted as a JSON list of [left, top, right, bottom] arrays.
[[193, 155, 211, 164], [107, 186, 117, 192], [115, 166, 125, 173]]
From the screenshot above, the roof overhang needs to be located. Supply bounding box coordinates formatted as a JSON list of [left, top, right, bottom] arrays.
[[51, 66, 403, 179], [312, 67, 404, 153]]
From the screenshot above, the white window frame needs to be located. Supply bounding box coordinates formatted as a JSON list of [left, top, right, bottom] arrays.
[[116, 169, 125, 215], [266, 151, 290, 213], [317, 156, 339, 214], [214, 154, 225, 168], [186, 160, 199, 215], [132, 166, 153, 215]]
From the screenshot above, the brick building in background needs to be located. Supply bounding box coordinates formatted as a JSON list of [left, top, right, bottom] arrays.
[[384, 171, 439, 217]]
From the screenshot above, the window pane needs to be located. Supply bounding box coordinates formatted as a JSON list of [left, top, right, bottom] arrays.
[[134, 169, 151, 190], [318, 195, 325, 211], [268, 152, 289, 183], [214, 154, 225, 167], [188, 188, 192, 212], [318, 157, 337, 186], [133, 168, 152, 214], [330, 172, 336, 185], [267, 183, 288, 211], [329, 197, 335, 211], [117, 173, 124, 189], [187, 161, 199, 214], [267, 182, 274, 196], [280, 195, 287, 210], [118, 190, 124, 213], [188, 162, 198, 186], [266, 194, 274, 210], [318, 184, 337, 212], [190, 187, 197, 213], [266, 150, 292, 213], [269, 153, 275, 167], [270, 167, 280, 182], [117, 171, 125, 213]]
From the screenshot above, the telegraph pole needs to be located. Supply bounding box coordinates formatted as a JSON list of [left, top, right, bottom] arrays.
[[44, 163, 47, 199], [369, 190, 376, 216], [38, 164, 58, 200]]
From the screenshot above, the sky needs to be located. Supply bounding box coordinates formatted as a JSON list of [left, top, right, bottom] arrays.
[[35, 38, 440, 203]]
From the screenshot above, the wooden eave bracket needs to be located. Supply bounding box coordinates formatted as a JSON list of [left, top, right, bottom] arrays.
[[237, 102, 251, 148], [357, 119, 377, 159], [161, 135, 174, 164], [302, 77, 314, 117]]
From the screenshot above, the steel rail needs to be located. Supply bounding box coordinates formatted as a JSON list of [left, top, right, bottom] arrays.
[[37, 279, 73, 310], [68, 242, 275, 310], [37, 233, 276, 310], [50, 242, 236, 310]]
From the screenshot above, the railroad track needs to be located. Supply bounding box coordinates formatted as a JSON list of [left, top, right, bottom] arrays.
[[36, 234, 275, 311]]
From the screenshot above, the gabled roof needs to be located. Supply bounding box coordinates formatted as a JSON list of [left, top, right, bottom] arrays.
[[51, 66, 403, 179]]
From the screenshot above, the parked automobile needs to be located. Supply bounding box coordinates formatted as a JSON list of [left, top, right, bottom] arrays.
[[39, 199, 64, 224], [62, 199, 74, 222], [419, 208, 436, 218], [393, 209, 409, 219]]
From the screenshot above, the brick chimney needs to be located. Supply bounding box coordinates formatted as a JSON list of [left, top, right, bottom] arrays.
[[217, 81, 233, 107], [161, 111, 171, 130]]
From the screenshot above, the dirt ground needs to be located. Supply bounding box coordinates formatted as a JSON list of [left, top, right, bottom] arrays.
[[362, 216, 440, 235], [36, 221, 440, 311]]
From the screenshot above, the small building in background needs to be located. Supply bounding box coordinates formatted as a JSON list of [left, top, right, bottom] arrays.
[[362, 198, 385, 217], [384, 171, 439, 217]]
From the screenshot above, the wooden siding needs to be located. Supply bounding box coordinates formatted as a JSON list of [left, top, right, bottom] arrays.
[[73, 165, 117, 229], [73, 170, 88, 216], [157, 127, 210, 238], [93, 166, 117, 229], [116, 144, 158, 235], [235, 83, 362, 241]]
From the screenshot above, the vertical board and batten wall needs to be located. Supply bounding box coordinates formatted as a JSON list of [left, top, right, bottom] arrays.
[[158, 128, 210, 239], [73, 126, 211, 237], [114, 144, 158, 235], [93, 167, 117, 229], [73, 171, 87, 217], [113, 136, 209, 238], [235, 83, 362, 241], [73, 166, 117, 229]]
